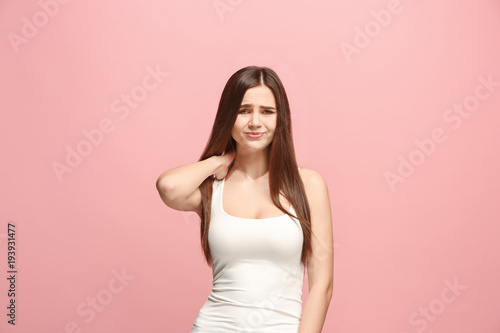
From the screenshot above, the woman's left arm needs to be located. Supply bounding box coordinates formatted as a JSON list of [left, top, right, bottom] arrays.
[[298, 170, 334, 333]]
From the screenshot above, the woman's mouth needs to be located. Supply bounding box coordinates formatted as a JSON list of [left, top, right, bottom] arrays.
[[246, 132, 264, 138]]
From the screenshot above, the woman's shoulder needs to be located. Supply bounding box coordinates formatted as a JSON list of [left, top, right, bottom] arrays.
[[298, 167, 325, 184], [297, 167, 329, 197]]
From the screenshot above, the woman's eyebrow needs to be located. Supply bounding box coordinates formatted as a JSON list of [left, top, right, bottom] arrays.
[[240, 103, 276, 110]]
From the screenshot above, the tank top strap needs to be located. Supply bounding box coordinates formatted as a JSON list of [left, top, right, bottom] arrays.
[[211, 178, 222, 213]]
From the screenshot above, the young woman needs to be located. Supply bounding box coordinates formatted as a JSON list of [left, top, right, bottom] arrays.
[[156, 66, 334, 332]]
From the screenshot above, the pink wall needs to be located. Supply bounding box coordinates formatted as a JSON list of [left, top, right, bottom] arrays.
[[1, 0, 499, 332]]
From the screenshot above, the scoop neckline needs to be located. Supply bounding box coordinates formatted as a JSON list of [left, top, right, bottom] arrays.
[[219, 177, 293, 221]]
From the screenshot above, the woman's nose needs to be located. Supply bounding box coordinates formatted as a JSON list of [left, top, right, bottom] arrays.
[[249, 112, 261, 126]]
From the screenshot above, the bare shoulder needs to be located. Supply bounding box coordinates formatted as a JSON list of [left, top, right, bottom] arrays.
[[298, 167, 329, 198], [298, 167, 331, 219]]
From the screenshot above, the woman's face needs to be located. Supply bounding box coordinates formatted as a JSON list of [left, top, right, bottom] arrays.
[[231, 85, 277, 153]]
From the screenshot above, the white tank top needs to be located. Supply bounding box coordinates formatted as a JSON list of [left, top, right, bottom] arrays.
[[191, 168, 305, 332]]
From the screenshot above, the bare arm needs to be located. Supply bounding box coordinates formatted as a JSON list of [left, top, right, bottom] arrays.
[[298, 169, 334, 333], [155, 152, 235, 217]]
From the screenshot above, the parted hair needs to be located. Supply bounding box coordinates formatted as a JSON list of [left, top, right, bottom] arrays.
[[197, 66, 312, 266]]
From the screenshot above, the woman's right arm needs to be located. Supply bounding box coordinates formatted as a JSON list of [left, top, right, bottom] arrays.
[[155, 152, 235, 217]]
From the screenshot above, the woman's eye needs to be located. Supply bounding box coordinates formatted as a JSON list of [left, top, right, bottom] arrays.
[[238, 109, 274, 114]]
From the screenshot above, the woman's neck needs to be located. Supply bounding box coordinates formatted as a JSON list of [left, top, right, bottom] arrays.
[[228, 148, 270, 181]]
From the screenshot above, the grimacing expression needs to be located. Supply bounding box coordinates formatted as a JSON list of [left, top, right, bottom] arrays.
[[231, 85, 277, 153]]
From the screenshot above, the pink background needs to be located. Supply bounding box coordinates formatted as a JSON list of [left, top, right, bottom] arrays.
[[1, 0, 500, 332]]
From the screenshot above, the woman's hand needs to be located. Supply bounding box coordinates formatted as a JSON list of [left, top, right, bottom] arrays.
[[213, 151, 236, 180]]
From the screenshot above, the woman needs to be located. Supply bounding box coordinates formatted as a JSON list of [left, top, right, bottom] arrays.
[[156, 66, 334, 332]]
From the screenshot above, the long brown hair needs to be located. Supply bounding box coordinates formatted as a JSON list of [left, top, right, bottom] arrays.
[[197, 66, 312, 266]]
